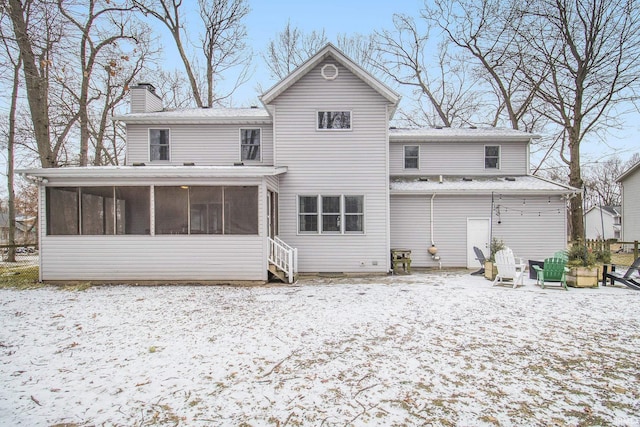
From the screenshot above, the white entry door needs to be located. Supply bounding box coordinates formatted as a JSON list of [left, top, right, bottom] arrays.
[[467, 218, 490, 268]]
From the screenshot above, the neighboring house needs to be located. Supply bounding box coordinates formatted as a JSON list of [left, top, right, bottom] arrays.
[[584, 205, 621, 240], [19, 44, 577, 282], [0, 212, 37, 245], [617, 161, 640, 243]]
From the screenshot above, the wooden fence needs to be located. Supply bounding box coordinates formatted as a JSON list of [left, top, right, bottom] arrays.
[[585, 239, 639, 260]]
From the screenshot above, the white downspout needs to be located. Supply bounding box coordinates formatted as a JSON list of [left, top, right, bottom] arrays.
[[430, 193, 436, 246], [430, 193, 441, 269]]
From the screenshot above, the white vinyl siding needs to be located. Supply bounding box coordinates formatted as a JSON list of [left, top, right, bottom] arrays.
[[37, 177, 269, 281], [621, 169, 640, 242], [390, 194, 567, 267], [271, 58, 390, 273], [389, 141, 529, 176], [127, 123, 274, 166], [40, 236, 264, 281], [130, 86, 162, 113]]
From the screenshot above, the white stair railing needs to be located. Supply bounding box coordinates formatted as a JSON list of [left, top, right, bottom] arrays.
[[268, 237, 297, 283]]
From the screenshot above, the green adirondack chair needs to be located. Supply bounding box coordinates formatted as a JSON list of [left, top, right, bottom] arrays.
[[533, 256, 568, 290], [553, 250, 568, 261]]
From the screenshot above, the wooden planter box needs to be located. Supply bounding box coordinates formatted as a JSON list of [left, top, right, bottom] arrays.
[[484, 261, 498, 281], [566, 266, 599, 288]]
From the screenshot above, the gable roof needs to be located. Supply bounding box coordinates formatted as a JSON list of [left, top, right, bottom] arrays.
[[260, 43, 401, 111], [617, 160, 640, 182], [584, 205, 621, 217]]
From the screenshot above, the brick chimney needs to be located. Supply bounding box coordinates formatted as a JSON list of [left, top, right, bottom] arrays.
[[130, 83, 163, 113]]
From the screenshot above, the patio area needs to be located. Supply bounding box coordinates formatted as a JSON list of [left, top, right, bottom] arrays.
[[1, 271, 639, 426]]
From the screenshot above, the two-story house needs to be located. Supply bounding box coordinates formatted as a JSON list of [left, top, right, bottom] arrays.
[[21, 44, 577, 282], [584, 205, 622, 240]]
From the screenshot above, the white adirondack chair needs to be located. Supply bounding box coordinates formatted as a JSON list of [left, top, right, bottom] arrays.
[[492, 247, 526, 288]]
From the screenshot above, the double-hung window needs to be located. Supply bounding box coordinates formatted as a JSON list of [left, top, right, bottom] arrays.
[[298, 195, 364, 234], [404, 145, 419, 169], [150, 129, 170, 161], [485, 145, 500, 169], [240, 128, 261, 161]]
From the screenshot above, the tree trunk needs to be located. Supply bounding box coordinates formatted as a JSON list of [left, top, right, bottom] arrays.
[[568, 133, 584, 241], [6, 55, 22, 263], [7, 0, 56, 168]]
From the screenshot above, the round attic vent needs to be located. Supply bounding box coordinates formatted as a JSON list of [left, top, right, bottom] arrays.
[[321, 63, 339, 80]]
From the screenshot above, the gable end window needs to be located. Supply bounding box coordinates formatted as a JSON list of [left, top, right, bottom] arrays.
[[150, 129, 170, 161], [317, 111, 351, 130], [404, 145, 419, 169], [240, 128, 261, 161], [485, 145, 500, 169], [298, 195, 364, 234]]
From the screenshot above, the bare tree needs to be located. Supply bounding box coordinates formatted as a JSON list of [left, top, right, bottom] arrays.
[[134, 0, 251, 107], [0, 11, 22, 261], [424, 0, 542, 131], [263, 20, 329, 79], [5, 0, 62, 167], [56, 0, 146, 166], [371, 14, 483, 127], [516, 0, 640, 241]]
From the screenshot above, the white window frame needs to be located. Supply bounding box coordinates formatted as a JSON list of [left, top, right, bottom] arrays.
[[316, 110, 352, 131], [239, 127, 262, 162], [149, 128, 171, 162], [484, 145, 501, 169], [404, 145, 420, 170], [297, 195, 365, 235]]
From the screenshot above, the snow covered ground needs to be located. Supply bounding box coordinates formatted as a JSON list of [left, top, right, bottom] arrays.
[[1, 271, 639, 426]]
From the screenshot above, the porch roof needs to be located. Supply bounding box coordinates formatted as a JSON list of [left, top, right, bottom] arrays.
[[18, 165, 288, 180], [390, 175, 579, 195], [111, 107, 272, 125]]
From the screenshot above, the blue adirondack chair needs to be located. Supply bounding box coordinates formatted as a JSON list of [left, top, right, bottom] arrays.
[[533, 256, 568, 290]]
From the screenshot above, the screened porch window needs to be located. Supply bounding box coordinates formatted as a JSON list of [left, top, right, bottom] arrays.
[[154, 186, 258, 235], [46, 186, 150, 235]]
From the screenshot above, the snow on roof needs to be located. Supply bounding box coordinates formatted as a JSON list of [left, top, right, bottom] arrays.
[[389, 127, 540, 142], [617, 160, 640, 182], [18, 165, 287, 180], [390, 175, 577, 194], [112, 107, 271, 124]]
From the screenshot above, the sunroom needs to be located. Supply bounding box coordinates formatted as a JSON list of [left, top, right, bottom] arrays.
[[19, 165, 289, 283]]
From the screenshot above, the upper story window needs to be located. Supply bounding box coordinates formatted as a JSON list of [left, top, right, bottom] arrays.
[[150, 129, 170, 161], [485, 145, 500, 169], [240, 128, 261, 161], [317, 111, 351, 130], [404, 145, 419, 169]]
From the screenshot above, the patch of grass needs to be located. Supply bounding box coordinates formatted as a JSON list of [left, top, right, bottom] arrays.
[[0, 266, 42, 289], [61, 282, 93, 292]]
